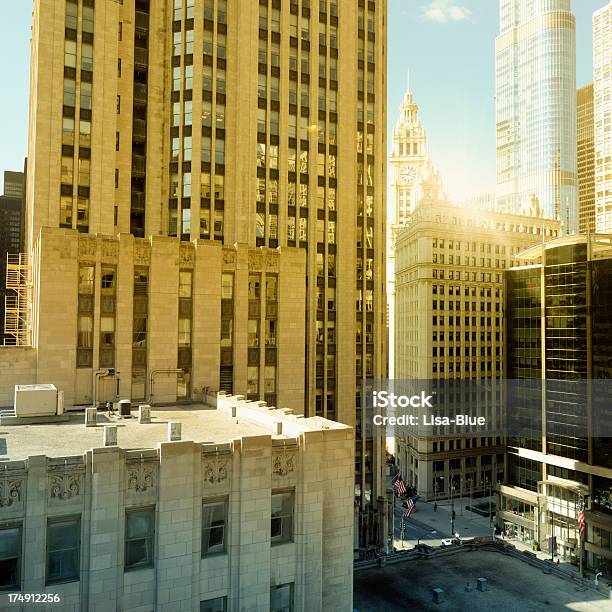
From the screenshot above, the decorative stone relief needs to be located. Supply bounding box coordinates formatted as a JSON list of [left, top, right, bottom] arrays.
[[134, 240, 150, 266], [222, 250, 236, 266], [48, 471, 82, 501], [102, 239, 119, 260], [203, 454, 229, 484], [248, 252, 263, 271], [179, 244, 195, 266], [0, 476, 22, 508], [272, 448, 297, 477], [78, 237, 97, 260], [127, 458, 156, 493]]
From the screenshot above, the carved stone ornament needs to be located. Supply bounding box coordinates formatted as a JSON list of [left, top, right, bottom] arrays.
[[248, 252, 263, 271], [102, 239, 119, 260], [203, 454, 229, 484], [223, 250, 236, 265], [127, 456, 156, 493], [134, 240, 150, 265], [179, 245, 195, 266], [0, 467, 22, 508], [272, 448, 296, 477], [78, 237, 97, 260], [49, 471, 82, 501]]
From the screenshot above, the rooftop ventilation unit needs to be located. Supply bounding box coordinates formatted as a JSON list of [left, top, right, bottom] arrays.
[[14, 384, 58, 417]]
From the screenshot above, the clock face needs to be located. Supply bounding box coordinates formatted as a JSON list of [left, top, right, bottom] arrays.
[[399, 165, 418, 184]]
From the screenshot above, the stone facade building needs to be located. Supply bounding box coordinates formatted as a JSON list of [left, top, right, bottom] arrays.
[[0, 392, 354, 611], [0, 169, 25, 345], [2, 0, 389, 549], [393, 191, 561, 501]]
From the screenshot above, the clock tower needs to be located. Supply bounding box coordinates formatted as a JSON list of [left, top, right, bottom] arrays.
[[387, 80, 442, 380], [389, 86, 432, 225]]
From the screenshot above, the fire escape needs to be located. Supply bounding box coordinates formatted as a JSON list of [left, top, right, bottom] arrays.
[[4, 253, 32, 346]]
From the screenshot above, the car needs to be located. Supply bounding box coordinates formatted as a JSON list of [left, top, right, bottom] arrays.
[[441, 538, 460, 546]]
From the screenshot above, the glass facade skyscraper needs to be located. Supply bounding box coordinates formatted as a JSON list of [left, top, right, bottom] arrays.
[[496, 0, 577, 233], [502, 236, 612, 572]]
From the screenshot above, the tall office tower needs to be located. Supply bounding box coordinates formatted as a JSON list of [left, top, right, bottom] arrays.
[[462, 192, 496, 212], [495, 0, 577, 232], [394, 186, 561, 499], [578, 84, 595, 234], [502, 235, 612, 571], [387, 83, 441, 376], [9, 0, 388, 550], [3, 170, 25, 199], [594, 2, 612, 232], [0, 169, 25, 345]]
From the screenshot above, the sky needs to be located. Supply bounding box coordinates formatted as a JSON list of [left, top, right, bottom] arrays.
[[0, 1, 606, 197], [388, 0, 606, 202]]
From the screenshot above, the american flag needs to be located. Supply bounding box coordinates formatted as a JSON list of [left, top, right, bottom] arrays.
[[577, 501, 586, 541], [403, 497, 415, 518], [393, 472, 407, 496]]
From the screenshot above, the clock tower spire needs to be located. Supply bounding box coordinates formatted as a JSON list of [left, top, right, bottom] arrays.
[[387, 76, 443, 379]]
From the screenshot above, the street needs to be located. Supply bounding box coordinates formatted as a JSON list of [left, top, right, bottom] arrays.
[[392, 495, 496, 550]]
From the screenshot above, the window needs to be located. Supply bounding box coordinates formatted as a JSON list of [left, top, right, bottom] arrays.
[[46, 518, 80, 584], [271, 491, 293, 544], [248, 319, 260, 347], [0, 526, 21, 589], [64, 78, 76, 106], [247, 366, 259, 395], [270, 583, 294, 612], [81, 43, 93, 72], [200, 597, 227, 612], [219, 274, 233, 301], [178, 318, 191, 347], [125, 508, 154, 570], [202, 499, 227, 556], [64, 40, 77, 68], [65, 1, 77, 29], [179, 270, 192, 298], [80, 82, 92, 110], [82, 6, 94, 33]]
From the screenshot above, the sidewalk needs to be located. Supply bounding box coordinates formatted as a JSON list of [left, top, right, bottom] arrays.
[[393, 495, 611, 590]]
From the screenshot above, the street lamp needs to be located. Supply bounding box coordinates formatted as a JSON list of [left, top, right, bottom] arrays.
[[450, 481, 456, 535], [467, 477, 473, 521]]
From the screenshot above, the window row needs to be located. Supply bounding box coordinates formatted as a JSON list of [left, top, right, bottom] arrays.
[[0, 492, 294, 589]]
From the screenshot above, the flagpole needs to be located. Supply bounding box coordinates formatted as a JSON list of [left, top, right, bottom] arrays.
[[579, 492, 584, 579]]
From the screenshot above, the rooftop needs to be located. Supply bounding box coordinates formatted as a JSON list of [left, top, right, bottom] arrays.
[[354, 549, 611, 611], [0, 393, 349, 462]]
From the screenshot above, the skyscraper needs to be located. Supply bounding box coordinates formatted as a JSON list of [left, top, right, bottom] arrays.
[[0, 169, 25, 345], [387, 83, 441, 377], [495, 0, 577, 232], [577, 84, 595, 234], [393, 187, 561, 498], [502, 235, 612, 571], [4, 0, 389, 550], [594, 1, 612, 232]]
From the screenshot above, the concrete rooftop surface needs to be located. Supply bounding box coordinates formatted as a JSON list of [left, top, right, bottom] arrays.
[[354, 550, 612, 612], [0, 404, 291, 461]]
